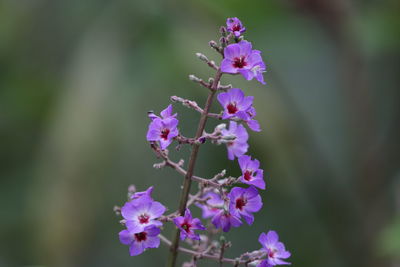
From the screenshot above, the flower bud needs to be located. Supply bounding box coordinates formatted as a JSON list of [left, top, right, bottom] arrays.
[[195, 52, 209, 62], [219, 37, 228, 48], [188, 74, 201, 82], [209, 40, 218, 48], [215, 123, 227, 132], [220, 26, 227, 36]]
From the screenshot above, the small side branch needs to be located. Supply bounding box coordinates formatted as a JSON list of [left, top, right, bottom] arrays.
[[150, 143, 222, 188], [171, 96, 204, 113], [160, 234, 260, 266], [196, 52, 219, 70], [189, 75, 212, 89]]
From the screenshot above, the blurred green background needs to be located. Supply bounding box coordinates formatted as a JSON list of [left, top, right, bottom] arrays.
[[1, 0, 400, 266]]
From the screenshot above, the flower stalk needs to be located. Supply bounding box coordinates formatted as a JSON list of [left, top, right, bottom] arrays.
[[115, 17, 291, 267], [167, 69, 223, 267]]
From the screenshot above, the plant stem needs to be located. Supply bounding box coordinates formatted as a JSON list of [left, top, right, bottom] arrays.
[[167, 69, 223, 267]]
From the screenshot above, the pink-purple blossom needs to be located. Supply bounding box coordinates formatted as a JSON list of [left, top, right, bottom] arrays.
[[211, 210, 242, 232], [217, 88, 261, 132], [228, 186, 263, 225], [121, 196, 166, 233], [226, 17, 246, 37], [173, 209, 206, 240], [221, 121, 249, 160], [238, 155, 265, 189], [258, 231, 291, 266], [119, 225, 161, 256], [130, 186, 154, 200], [221, 40, 266, 84], [217, 88, 254, 120], [245, 107, 261, 132], [195, 191, 224, 219], [148, 104, 177, 121], [146, 105, 179, 150]]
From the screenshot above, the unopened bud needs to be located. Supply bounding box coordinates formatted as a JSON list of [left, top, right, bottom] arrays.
[[195, 52, 209, 62], [219, 37, 228, 47], [216, 123, 227, 132], [218, 84, 232, 90], [128, 184, 136, 194], [220, 26, 227, 36], [189, 74, 201, 82], [222, 134, 236, 141], [209, 40, 218, 48]]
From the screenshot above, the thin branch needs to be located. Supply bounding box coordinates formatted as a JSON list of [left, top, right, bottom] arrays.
[[196, 52, 219, 70], [160, 234, 258, 266], [150, 143, 222, 188], [171, 96, 204, 113], [167, 68, 223, 267], [189, 74, 212, 89]]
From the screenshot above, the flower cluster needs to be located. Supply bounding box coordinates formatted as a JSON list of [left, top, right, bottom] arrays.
[[116, 17, 291, 267], [118, 187, 166, 256]]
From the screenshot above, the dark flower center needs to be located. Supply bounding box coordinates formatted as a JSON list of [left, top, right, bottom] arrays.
[[227, 102, 238, 114], [233, 56, 247, 69], [235, 197, 247, 210], [244, 170, 253, 181], [268, 249, 276, 258], [181, 221, 192, 233], [160, 128, 170, 140], [232, 24, 241, 32], [138, 214, 150, 224], [134, 232, 147, 242]]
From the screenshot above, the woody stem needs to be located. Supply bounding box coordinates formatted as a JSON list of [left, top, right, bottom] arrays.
[[166, 69, 223, 267]]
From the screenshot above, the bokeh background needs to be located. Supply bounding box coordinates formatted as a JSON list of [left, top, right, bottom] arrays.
[[1, 0, 400, 266]]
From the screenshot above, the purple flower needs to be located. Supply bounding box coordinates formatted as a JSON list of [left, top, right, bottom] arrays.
[[226, 17, 246, 37], [238, 155, 265, 189], [121, 197, 166, 233], [195, 191, 224, 219], [217, 88, 261, 132], [228, 186, 262, 225], [148, 104, 177, 121], [146, 116, 179, 149], [258, 231, 291, 266], [130, 186, 154, 200], [257, 261, 273, 267], [217, 88, 254, 120], [221, 121, 249, 160], [221, 40, 266, 84], [245, 107, 261, 132], [173, 209, 206, 240], [211, 210, 242, 232], [119, 225, 160, 256]]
